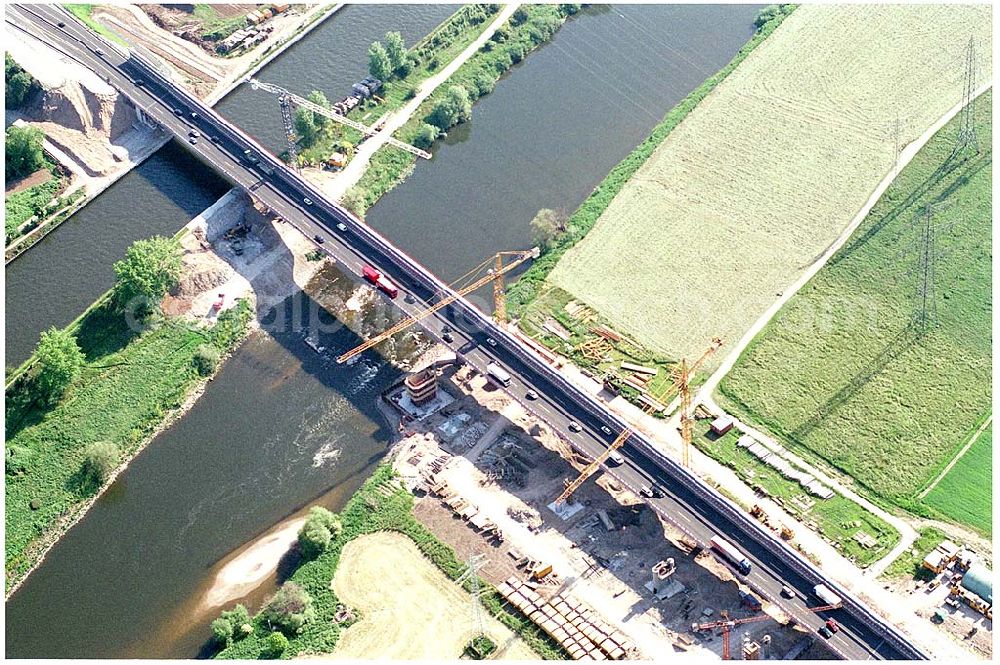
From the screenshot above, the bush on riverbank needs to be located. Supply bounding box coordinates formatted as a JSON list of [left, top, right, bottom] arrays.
[[5, 293, 254, 591], [215, 465, 567, 660], [350, 4, 572, 214], [504, 5, 798, 316], [298, 506, 343, 560], [33, 326, 84, 404]]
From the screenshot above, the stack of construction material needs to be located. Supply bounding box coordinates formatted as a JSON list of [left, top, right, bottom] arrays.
[[496, 577, 636, 660]]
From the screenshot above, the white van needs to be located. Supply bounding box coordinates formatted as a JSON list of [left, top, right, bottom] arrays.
[[486, 362, 511, 387]]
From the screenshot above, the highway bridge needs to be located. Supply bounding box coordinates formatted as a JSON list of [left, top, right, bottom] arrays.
[[8, 5, 927, 660]]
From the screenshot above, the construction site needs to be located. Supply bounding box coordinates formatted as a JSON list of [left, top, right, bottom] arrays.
[[381, 357, 838, 661]]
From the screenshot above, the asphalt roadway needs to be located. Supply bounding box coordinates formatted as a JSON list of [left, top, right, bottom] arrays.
[[8, 5, 926, 660]]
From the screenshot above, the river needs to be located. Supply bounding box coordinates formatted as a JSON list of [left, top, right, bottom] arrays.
[[5, 4, 759, 658]]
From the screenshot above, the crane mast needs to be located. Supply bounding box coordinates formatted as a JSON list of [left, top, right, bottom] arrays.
[[337, 249, 537, 364], [246, 77, 432, 160], [554, 337, 722, 504]]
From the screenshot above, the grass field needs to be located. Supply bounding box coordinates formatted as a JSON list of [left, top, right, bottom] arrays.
[[718, 90, 991, 520], [546, 5, 991, 366], [923, 424, 992, 535], [881, 526, 947, 580], [327, 532, 536, 660]]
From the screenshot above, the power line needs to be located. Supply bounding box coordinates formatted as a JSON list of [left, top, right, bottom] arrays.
[[456, 553, 489, 641], [951, 37, 979, 160]]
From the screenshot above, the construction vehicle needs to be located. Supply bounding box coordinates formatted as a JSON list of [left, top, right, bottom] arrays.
[[337, 248, 538, 364], [553, 338, 723, 505]]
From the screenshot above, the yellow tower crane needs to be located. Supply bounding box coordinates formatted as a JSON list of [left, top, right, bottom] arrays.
[[553, 337, 722, 505], [336, 248, 538, 364]]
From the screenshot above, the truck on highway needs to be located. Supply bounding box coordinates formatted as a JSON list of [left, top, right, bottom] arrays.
[[710, 535, 752, 575], [486, 362, 511, 387], [361, 265, 399, 298], [813, 584, 843, 608]]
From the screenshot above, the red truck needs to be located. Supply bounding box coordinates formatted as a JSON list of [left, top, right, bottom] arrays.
[[361, 265, 399, 298]]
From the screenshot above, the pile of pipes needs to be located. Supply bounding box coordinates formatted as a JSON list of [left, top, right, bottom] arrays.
[[497, 577, 638, 660]]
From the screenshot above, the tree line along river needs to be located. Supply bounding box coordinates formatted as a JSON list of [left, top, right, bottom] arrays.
[[4, 4, 759, 658]]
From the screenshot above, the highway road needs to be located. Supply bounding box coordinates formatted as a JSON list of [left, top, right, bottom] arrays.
[[8, 5, 926, 660]]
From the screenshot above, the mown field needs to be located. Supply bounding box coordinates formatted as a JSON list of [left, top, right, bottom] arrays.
[[923, 423, 992, 535], [328, 532, 536, 659], [546, 4, 992, 366], [719, 91, 992, 521]]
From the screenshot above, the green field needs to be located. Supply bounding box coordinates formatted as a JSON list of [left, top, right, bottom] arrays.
[[719, 91, 992, 520], [693, 421, 898, 566], [5, 299, 251, 590], [923, 423, 992, 535]]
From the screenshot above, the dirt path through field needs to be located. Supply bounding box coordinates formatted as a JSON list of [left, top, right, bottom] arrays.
[[696, 83, 993, 579], [320, 531, 537, 660], [917, 414, 992, 500]]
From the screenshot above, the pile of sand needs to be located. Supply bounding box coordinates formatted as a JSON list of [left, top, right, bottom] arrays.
[[6, 24, 145, 176]]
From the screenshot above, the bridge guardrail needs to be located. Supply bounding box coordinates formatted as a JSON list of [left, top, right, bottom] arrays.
[[128, 51, 927, 660]]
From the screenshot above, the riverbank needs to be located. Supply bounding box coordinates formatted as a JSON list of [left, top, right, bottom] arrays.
[[214, 465, 566, 660], [309, 4, 520, 202], [4, 185, 334, 595], [336, 4, 577, 215]]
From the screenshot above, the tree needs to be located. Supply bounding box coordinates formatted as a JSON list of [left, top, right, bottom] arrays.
[[193, 344, 221, 377], [81, 441, 120, 487], [210, 617, 234, 647], [264, 631, 288, 658], [294, 106, 318, 146], [340, 187, 366, 217], [368, 41, 392, 81], [412, 123, 439, 150], [6, 125, 46, 179], [511, 6, 530, 25], [6, 53, 38, 109], [213, 604, 251, 647], [306, 90, 334, 135], [384, 31, 407, 74], [426, 85, 472, 131], [754, 4, 786, 28], [529, 208, 569, 250], [262, 582, 315, 635], [297, 506, 342, 560], [34, 327, 84, 402], [112, 236, 183, 317]]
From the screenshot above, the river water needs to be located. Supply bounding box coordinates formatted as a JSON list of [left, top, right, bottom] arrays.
[[5, 4, 759, 658]]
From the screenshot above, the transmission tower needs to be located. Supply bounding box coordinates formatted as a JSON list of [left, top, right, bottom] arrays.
[[898, 201, 954, 334], [456, 553, 489, 641], [278, 94, 300, 172], [883, 110, 911, 179], [951, 37, 979, 159]]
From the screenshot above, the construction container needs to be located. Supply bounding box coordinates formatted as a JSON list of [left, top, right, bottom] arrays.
[[710, 415, 735, 436], [272, 3, 290, 13]]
